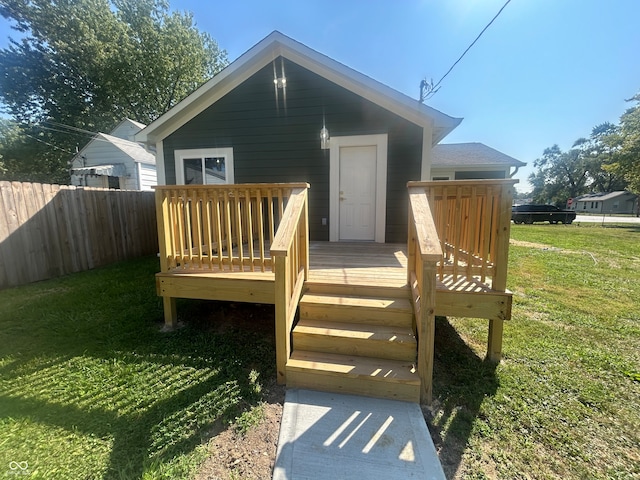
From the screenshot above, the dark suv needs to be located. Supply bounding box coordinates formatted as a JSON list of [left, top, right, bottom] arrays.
[[511, 204, 576, 224]]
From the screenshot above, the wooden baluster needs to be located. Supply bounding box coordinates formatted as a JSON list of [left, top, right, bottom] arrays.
[[480, 188, 493, 283], [203, 189, 213, 269], [235, 188, 244, 270], [267, 189, 275, 246], [257, 189, 266, 272], [467, 187, 478, 279], [452, 187, 462, 282], [193, 190, 203, 269], [168, 190, 178, 269], [224, 189, 233, 271], [214, 191, 223, 271], [176, 190, 186, 269], [245, 188, 255, 272]]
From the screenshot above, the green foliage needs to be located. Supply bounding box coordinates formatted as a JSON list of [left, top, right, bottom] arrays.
[[604, 93, 640, 193], [0, 0, 227, 183]]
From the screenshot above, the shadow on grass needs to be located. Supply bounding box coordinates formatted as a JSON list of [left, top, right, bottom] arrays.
[[428, 316, 499, 478], [0, 256, 277, 479]]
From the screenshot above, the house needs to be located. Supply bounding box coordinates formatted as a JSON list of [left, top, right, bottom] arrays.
[[71, 119, 157, 190], [571, 191, 638, 215], [431, 142, 525, 180], [137, 31, 517, 404]]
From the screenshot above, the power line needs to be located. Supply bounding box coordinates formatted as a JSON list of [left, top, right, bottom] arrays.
[[421, 0, 512, 102], [22, 133, 76, 155]]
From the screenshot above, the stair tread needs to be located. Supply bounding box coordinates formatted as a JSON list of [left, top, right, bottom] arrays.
[[300, 293, 412, 311], [294, 318, 416, 343], [287, 350, 419, 384]]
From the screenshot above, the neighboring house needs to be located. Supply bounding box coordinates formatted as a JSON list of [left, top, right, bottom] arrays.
[[571, 191, 638, 215], [431, 142, 525, 180], [71, 119, 157, 190]]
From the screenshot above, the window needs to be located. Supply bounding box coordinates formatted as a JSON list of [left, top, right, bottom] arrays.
[[174, 148, 234, 185], [432, 176, 450, 181]]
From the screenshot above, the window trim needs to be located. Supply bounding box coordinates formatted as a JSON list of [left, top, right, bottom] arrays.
[[174, 147, 234, 185]]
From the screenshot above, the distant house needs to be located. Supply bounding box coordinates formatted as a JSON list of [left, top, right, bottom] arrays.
[[70, 119, 157, 190], [431, 142, 525, 180], [571, 191, 638, 215]]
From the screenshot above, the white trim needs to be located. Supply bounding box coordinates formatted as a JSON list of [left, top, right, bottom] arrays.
[[135, 32, 461, 145], [329, 134, 387, 243], [156, 141, 166, 185], [174, 147, 235, 185]]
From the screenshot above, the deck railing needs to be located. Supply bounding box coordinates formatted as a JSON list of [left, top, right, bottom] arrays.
[[407, 186, 443, 404], [408, 179, 516, 292], [270, 185, 310, 384], [155, 183, 309, 274]]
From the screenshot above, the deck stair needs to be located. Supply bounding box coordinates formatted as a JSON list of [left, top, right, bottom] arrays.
[[286, 283, 421, 402]]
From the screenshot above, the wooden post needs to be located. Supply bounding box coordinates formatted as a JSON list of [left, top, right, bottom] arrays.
[[492, 183, 514, 292], [487, 317, 504, 362], [301, 189, 310, 280], [418, 260, 437, 404], [155, 189, 178, 328], [274, 254, 290, 384]]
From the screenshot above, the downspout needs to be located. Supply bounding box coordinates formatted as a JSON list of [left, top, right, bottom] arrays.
[[509, 166, 521, 178]]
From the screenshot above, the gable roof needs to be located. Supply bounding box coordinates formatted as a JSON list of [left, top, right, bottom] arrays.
[[432, 143, 526, 168], [574, 191, 637, 202], [136, 31, 462, 145], [72, 132, 155, 166]]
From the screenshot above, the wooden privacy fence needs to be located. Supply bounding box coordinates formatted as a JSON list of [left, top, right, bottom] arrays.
[[0, 181, 157, 289]]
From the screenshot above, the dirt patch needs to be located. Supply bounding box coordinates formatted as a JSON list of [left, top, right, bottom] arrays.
[[195, 380, 285, 480]]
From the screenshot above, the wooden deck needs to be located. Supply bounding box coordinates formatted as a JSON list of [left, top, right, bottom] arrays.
[[154, 180, 516, 404], [158, 241, 511, 341]]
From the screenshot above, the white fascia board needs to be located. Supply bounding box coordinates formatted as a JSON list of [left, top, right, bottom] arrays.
[[136, 31, 461, 146]]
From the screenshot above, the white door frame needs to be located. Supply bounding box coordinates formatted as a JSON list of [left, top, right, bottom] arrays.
[[329, 134, 388, 243]]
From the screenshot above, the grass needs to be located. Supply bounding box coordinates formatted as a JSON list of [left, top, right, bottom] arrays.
[[431, 223, 640, 479], [0, 256, 276, 479], [1, 224, 639, 479]]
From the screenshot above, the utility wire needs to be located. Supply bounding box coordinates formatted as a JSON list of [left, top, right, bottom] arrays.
[[22, 132, 76, 155], [421, 0, 512, 101]]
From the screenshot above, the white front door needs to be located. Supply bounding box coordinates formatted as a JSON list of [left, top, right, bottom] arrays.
[[339, 145, 377, 240], [329, 134, 388, 243]]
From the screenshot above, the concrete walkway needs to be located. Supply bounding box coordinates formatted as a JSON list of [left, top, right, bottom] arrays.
[[273, 389, 445, 480]]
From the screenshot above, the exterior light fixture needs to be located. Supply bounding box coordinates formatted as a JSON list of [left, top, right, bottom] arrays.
[[320, 126, 330, 149], [273, 77, 286, 89]]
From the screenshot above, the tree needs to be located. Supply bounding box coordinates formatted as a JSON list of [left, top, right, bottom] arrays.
[[528, 144, 590, 205], [604, 93, 640, 193], [572, 122, 627, 193], [0, 0, 227, 183]]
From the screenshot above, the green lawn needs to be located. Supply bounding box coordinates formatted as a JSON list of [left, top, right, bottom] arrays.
[[0, 256, 275, 479], [431, 224, 640, 479], [1, 225, 638, 479]]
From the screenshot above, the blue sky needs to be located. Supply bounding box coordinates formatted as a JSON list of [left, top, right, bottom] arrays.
[[1, 0, 639, 191]]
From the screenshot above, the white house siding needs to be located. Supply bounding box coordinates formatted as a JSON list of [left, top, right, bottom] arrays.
[[138, 163, 157, 191]]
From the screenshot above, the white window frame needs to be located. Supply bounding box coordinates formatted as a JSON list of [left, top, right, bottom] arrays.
[[174, 147, 234, 185]]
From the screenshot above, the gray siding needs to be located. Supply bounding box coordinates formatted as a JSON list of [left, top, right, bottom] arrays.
[[163, 58, 422, 242]]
